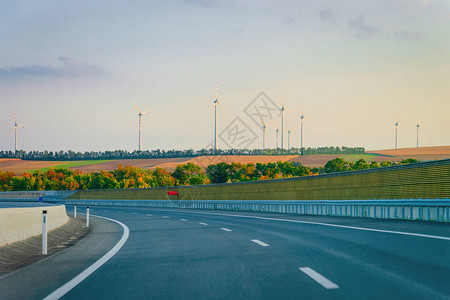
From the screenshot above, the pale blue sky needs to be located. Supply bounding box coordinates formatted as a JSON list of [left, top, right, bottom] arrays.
[[1, 0, 449, 152]]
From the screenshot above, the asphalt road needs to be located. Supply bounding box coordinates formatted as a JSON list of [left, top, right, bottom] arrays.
[[1, 205, 449, 299]]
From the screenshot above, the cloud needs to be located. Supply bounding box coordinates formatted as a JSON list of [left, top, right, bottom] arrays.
[[319, 8, 337, 24], [0, 57, 107, 77], [394, 30, 421, 40], [347, 15, 384, 38], [184, 0, 220, 8]]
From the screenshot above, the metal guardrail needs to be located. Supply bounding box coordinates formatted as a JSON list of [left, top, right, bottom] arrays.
[[0, 192, 45, 199], [43, 199, 450, 223]]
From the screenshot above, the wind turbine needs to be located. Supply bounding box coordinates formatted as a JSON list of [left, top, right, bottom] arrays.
[[210, 83, 224, 151], [133, 102, 151, 152], [9, 112, 29, 153], [297, 104, 312, 156], [416, 121, 420, 148], [278, 95, 293, 150]]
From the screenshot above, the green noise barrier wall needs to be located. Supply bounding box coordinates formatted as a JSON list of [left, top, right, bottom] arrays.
[[67, 159, 450, 201]]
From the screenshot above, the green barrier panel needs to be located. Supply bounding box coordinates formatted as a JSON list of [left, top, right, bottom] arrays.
[[67, 159, 450, 201]]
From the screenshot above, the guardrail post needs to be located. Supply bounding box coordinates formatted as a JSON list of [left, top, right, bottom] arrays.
[[74, 205, 77, 219], [42, 210, 47, 255], [86, 206, 90, 227]]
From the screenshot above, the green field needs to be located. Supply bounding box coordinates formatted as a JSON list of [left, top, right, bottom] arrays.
[[27, 160, 112, 173], [340, 154, 380, 162]]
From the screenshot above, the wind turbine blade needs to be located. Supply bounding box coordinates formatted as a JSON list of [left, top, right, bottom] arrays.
[[216, 83, 219, 100], [142, 109, 151, 115], [279, 95, 284, 107], [299, 104, 304, 115], [12, 112, 16, 122], [209, 103, 217, 110], [305, 116, 313, 122], [285, 108, 295, 113], [217, 100, 225, 110], [133, 102, 142, 114], [9, 127, 16, 135], [18, 124, 29, 129]]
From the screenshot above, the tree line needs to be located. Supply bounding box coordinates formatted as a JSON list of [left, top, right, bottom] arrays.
[[0, 158, 417, 191], [0, 146, 365, 161]]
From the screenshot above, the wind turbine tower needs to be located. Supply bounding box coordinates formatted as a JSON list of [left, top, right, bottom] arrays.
[[9, 113, 29, 153], [394, 118, 399, 149], [259, 116, 267, 150], [298, 104, 312, 156], [278, 95, 293, 150], [416, 122, 420, 148], [133, 102, 151, 152], [210, 83, 224, 151], [276, 127, 280, 149], [287, 129, 291, 150]]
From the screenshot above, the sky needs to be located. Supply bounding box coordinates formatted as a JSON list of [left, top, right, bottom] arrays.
[[1, 0, 449, 152]]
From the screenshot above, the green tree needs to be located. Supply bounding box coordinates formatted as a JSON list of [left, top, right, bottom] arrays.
[[172, 163, 206, 185], [87, 171, 119, 189], [353, 159, 370, 170], [400, 158, 418, 164], [206, 162, 231, 183], [370, 161, 380, 168], [324, 158, 351, 173]]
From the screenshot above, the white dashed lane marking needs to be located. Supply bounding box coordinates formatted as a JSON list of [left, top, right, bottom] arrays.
[[251, 239, 270, 247], [299, 267, 339, 290]]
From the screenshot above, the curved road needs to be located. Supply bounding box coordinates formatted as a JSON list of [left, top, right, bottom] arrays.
[[1, 205, 449, 299]]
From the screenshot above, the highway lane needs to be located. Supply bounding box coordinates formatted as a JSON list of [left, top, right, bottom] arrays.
[[2, 205, 450, 299]]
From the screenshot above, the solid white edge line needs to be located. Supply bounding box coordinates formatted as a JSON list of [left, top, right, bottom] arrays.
[[220, 228, 232, 232], [299, 267, 339, 289], [252, 239, 270, 247], [153, 209, 450, 241], [43, 214, 129, 300]]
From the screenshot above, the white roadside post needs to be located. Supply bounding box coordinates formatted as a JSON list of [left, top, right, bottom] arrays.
[[74, 205, 77, 218], [86, 206, 90, 227], [42, 210, 48, 255]]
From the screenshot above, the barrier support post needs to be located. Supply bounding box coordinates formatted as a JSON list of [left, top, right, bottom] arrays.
[[86, 206, 90, 228], [42, 210, 47, 255]]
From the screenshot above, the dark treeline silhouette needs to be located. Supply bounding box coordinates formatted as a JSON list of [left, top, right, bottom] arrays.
[[0, 158, 418, 191], [0, 146, 365, 161]]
